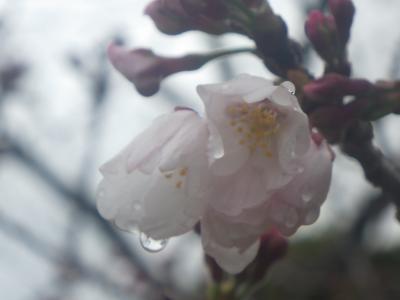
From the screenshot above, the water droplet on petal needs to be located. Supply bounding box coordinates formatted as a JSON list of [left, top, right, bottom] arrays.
[[139, 233, 168, 253], [281, 81, 296, 95], [301, 192, 313, 203]]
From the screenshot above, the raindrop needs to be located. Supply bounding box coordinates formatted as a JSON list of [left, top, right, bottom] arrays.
[[281, 81, 296, 95], [139, 233, 168, 253], [301, 192, 313, 203]]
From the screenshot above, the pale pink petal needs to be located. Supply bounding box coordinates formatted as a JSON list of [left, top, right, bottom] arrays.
[[138, 169, 203, 239], [275, 109, 310, 173], [126, 109, 196, 173], [201, 218, 260, 274], [197, 75, 277, 175], [96, 169, 149, 227], [209, 164, 268, 216], [97, 109, 211, 240], [268, 139, 333, 234], [250, 151, 294, 191], [197, 84, 249, 174], [137, 123, 210, 239], [204, 241, 260, 274], [269, 84, 301, 108], [201, 208, 262, 250], [279, 139, 332, 209]]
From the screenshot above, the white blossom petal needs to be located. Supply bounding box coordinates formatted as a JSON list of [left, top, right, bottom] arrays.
[[97, 109, 210, 240], [126, 109, 195, 173], [209, 164, 268, 216], [201, 220, 260, 274]]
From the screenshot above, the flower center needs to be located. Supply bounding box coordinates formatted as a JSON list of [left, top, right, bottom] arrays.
[[227, 102, 280, 157]]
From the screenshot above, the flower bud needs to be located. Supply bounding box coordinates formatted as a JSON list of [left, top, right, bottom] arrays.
[[145, 0, 228, 35], [180, 0, 227, 20], [145, 0, 191, 35], [242, 0, 271, 11], [107, 44, 212, 96], [235, 229, 288, 283], [250, 229, 288, 282], [328, 0, 355, 45], [309, 106, 354, 143], [205, 255, 224, 283], [303, 73, 372, 103], [305, 10, 338, 62], [253, 12, 302, 76]]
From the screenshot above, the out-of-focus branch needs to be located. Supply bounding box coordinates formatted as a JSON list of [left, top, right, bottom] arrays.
[[341, 121, 400, 209], [5, 136, 164, 291], [0, 212, 132, 299], [348, 193, 391, 245]]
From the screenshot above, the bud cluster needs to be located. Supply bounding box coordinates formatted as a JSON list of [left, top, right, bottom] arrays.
[[305, 0, 355, 75]]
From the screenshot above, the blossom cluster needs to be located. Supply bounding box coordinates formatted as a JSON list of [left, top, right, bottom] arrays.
[[97, 74, 333, 273]]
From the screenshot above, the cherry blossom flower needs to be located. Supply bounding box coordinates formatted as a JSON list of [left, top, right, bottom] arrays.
[[96, 74, 333, 274]]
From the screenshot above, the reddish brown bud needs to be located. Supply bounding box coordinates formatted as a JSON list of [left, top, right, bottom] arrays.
[[145, 0, 189, 35], [237, 229, 288, 283], [205, 255, 224, 283], [242, 0, 271, 11], [328, 0, 355, 45], [108, 44, 215, 96], [305, 10, 337, 62], [303, 73, 372, 102], [145, 0, 229, 35], [309, 105, 358, 143], [180, 0, 227, 20], [107, 44, 252, 96]]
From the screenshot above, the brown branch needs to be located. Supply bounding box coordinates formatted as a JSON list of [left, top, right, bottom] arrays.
[[341, 121, 400, 209]]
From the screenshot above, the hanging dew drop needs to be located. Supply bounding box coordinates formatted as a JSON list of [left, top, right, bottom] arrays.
[[301, 192, 313, 203], [139, 233, 168, 253], [281, 81, 296, 95]]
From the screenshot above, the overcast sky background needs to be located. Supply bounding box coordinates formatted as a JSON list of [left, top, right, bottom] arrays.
[[1, 0, 400, 299]]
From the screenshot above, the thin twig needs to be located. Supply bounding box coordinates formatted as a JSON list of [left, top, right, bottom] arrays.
[[341, 121, 400, 209]]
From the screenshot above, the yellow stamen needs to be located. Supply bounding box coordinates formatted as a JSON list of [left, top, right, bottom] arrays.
[[228, 102, 280, 157], [179, 168, 187, 176]]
